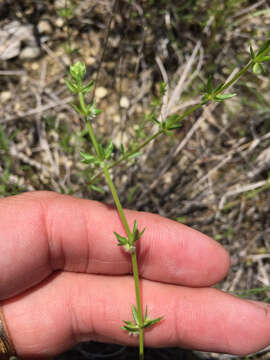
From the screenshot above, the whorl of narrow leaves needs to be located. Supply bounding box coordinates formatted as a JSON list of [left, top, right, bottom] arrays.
[[114, 220, 145, 253], [146, 81, 183, 135], [72, 102, 101, 119], [66, 62, 94, 94], [80, 151, 100, 165], [250, 40, 270, 74], [121, 305, 163, 335], [147, 112, 183, 134], [66, 63, 99, 118], [202, 77, 237, 103], [119, 143, 142, 160], [80, 141, 114, 165]]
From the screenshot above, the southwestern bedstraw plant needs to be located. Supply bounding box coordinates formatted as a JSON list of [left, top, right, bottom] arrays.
[[66, 39, 270, 360]]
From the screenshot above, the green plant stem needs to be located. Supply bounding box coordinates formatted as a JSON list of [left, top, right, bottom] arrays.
[[86, 121, 101, 158], [176, 101, 205, 123], [216, 60, 253, 95], [131, 251, 144, 360], [78, 93, 101, 158], [102, 163, 132, 238], [103, 163, 144, 359], [80, 91, 145, 359]]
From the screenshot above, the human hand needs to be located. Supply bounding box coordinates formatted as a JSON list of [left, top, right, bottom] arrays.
[[0, 191, 269, 359]]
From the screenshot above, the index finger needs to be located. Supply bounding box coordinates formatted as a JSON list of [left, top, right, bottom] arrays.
[[0, 191, 229, 298]]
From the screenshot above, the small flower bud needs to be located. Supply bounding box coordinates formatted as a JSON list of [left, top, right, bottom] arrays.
[[128, 331, 139, 337], [124, 244, 136, 254]]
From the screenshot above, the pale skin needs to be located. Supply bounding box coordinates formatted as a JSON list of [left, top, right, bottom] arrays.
[[0, 191, 270, 359]]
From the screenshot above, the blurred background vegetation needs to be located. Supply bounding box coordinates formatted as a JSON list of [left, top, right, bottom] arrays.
[[0, 0, 270, 359]]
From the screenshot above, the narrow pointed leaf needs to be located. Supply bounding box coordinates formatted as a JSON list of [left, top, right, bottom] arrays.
[[132, 305, 139, 325], [214, 82, 224, 93], [138, 227, 146, 240], [257, 40, 270, 56], [159, 82, 167, 96], [105, 141, 114, 159], [133, 220, 138, 235], [201, 94, 210, 104], [120, 144, 125, 154], [65, 78, 78, 93], [167, 123, 183, 130], [151, 97, 161, 107], [144, 305, 148, 321], [91, 107, 102, 116], [215, 93, 237, 101], [71, 103, 85, 116], [166, 114, 181, 129], [206, 77, 213, 93], [143, 316, 164, 329], [128, 151, 142, 159], [164, 129, 173, 136], [121, 326, 130, 332], [98, 143, 104, 159], [80, 151, 97, 164], [123, 320, 135, 326], [259, 56, 270, 62], [90, 184, 104, 193], [253, 63, 260, 74], [250, 44, 255, 59], [58, 7, 73, 19], [132, 220, 145, 242], [134, 228, 145, 242], [114, 232, 128, 246], [82, 80, 94, 94], [121, 325, 138, 333], [147, 112, 160, 125]]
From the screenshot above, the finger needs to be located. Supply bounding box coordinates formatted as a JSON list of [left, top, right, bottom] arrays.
[[0, 191, 229, 298], [3, 271, 270, 358]]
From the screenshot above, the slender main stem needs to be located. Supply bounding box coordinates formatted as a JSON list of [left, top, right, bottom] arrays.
[[80, 92, 145, 359], [102, 163, 132, 239], [103, 163, 144, 359], [131, 251, 144, 360]]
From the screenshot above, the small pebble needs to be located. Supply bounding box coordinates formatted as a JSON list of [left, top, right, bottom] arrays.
[[55, 17, 64, 28], [113, 114, 121, 123], [120, 96, 130, 108], [86, 56, 95, 65], [0, 91, 11, 103], [31, 62, 39, 70], [55, 0, 66, 8], [19, 46, 40, 60], [95, 87, 108, 99], [38, 20, 52, 34]]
